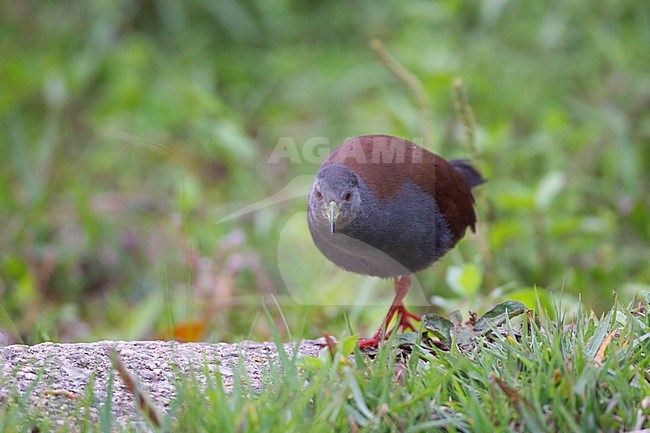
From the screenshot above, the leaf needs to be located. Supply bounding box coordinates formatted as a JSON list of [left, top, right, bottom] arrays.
[[445, 264, 482, 297], [345, 369, 375, 423], [459, 264, 482, 295], [395, 332, 419, 348], [422, 313, 453, 349], [451, 327, 475, 349], [506, 287, 555, 320], [297, 356, 325, 371], [323, 332, 338, 360], [446, 310, 475, 349], [586, 308, 613, 359], [490, 375, 544, 432], [474, 301, 527, 333], [594, 327, 618, 366], [345, 405, 370, 427], [449, 309, 463, 325], [341, 334, 360, 358]]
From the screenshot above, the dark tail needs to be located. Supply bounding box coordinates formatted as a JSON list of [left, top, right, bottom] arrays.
[[450, 160, 485, 189]]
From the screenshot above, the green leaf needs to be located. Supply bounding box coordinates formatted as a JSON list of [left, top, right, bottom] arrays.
[[395, 332, 419, 347], [446, 264, 482, 297], [341, 334, 359, 358], [345, 405, 370, 427], [345, 369, 375, 423], [474, 301, 527, 333], [297, 356, 325, 371], [423, 313, 453, 349], [507, 287, 555, 320]]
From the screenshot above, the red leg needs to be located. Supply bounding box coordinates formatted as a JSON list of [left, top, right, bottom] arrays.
[[358, 275, 421, 348]]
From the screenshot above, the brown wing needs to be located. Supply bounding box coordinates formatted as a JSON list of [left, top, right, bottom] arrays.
[[323, 135, 478, 244]]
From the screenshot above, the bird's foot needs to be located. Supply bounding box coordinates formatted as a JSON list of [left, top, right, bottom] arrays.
[[357, 306, 421, 348], [357, 333, 384, 348], [394, 305, 420, 333]]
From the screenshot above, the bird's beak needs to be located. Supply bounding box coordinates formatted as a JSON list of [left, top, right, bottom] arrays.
[[327, 201, 340, 234]]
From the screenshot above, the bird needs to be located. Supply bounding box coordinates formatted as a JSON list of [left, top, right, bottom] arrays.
[[307, 134, 484, 347]]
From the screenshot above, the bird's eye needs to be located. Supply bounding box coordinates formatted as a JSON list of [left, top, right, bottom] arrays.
[[343, 191, 352, 202], [315, 190, 323, 200]]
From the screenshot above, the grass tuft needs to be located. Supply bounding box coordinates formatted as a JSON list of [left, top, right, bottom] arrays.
[[169, 296, 649, 432], [1, 296, 646, 431]]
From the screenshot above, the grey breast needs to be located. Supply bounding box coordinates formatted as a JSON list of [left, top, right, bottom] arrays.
[[309, 181, 453, 278]]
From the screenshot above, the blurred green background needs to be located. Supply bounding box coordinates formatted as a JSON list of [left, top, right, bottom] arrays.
[[1, 0, 648, 344]]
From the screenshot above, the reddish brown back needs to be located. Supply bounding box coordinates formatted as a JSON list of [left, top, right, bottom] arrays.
[[322, 135, 478, 244]]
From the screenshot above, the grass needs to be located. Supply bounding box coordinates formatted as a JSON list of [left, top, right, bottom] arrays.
[[2, 295, 648, 432]]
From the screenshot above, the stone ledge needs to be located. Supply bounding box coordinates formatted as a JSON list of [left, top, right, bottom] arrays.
[[0, 340, 324, 430]]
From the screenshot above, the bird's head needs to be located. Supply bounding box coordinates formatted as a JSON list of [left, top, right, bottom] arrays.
[[308, 164, 362, 233]]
